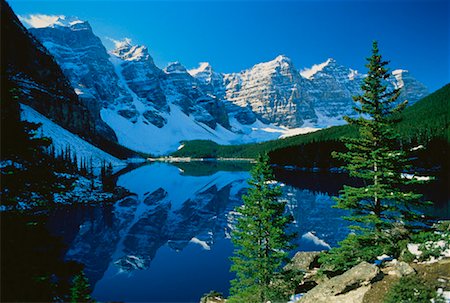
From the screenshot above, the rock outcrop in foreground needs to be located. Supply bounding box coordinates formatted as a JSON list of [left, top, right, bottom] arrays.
[[299, 261, 380, 303]]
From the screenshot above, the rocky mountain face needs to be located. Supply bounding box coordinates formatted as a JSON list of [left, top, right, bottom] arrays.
[[218, 56, 429, 128], [222, 55, 316, 127], [1, 1, 93, 139], [26, 15, 429, 154], [28, 19, 125, 141]]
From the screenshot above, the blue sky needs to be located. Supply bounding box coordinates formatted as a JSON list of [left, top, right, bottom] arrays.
[[9, 0, 449, 91]]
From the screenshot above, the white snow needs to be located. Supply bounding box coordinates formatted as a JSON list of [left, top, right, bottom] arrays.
[[410, 145, 424, 151], [437, 288, 450, 302], [19, 14, 84, 28], [376, 254, 392, 260], [408, 240, 450, 262], [110, 37, 133, 49], [348, 68, 359, 80], [110, 38, 149, 61], [279, 127, 320, 138], [189, 237, 211, 250], [392, 69, 408, 89], [188, 62, 212, 77], [20, 104, 123, 167], [401, 173, 432, 181], [19, 14, 64, 28], [300, 58, 333, 79]]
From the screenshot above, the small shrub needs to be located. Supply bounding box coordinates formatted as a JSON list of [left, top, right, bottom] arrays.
[[400, 249, 416, 263], [267, 269, 304, 301], [384, 275, 444, 303], [318, 230, 408, 274]]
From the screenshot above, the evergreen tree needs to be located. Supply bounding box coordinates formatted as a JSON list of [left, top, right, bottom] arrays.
[[229, 154, 295, 303], [0, 84, 57, 205], [333, 41, 427, 231], [70, 271, 94, 303]]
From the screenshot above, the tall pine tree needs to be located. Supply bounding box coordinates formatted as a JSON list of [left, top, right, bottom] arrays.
[[333, 41, 426, 232], [229, 154, 295, 303]]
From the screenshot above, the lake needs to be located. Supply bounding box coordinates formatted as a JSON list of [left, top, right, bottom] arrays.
[[2, 161, 449, 303]]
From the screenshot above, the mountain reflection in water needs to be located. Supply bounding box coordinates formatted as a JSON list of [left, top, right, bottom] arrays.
[[43, 162, 447, 302]]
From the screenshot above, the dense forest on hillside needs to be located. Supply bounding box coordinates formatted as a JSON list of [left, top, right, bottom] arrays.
[[172, 84, 450, 171]]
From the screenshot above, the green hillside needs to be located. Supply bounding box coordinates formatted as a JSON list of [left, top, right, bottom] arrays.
[[172, 84, 450, 159]]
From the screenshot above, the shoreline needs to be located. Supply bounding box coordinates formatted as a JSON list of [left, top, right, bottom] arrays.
[[147, 157, 256, 163]]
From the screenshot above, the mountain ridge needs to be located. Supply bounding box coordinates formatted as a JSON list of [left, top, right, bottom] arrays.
[[26, 15, 429, 155]]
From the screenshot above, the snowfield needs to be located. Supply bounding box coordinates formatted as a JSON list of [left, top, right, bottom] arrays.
[[101, 105, 319, 156], [20, 104, 124, 167]]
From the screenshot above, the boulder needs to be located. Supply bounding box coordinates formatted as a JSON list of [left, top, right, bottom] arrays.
[[384, 260, 416, 277], [286, 251, 322, 272], [299, 261, 380, 303]]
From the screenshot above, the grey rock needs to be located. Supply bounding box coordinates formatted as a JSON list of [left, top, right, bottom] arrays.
[[286, 251, 322, 272], [112, 40, 168, 112], [143, 110, 167, 128], [118, 108, 139, 122], [300, 261, 380, 303], [222, 55, 316, 128], [384, 260, 416, 277]]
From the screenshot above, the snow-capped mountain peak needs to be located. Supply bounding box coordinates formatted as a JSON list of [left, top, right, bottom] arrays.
[[52, 16, 86, 28], [111, 38, 151, 62], [274, 54, 291, 63], [256, 54, 294, 71], [164, 62, 188, 74], [19, 14, 87, 29], [392, 69, 408, 88]]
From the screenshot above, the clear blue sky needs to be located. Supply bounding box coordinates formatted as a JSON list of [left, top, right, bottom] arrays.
[[9, 0, 450, 91]]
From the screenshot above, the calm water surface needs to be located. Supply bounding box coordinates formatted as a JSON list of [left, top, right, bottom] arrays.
[[6, 162, 450, 303]]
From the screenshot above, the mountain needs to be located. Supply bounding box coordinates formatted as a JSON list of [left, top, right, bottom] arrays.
[[216, 57, 429, 128], [1, 1, 136, 165], [26, 14, 428, 155], [221, 55, 316, 127], [29, 21, 317, 155], [1, 2, 92, 139], [26, 17, 126, 141]]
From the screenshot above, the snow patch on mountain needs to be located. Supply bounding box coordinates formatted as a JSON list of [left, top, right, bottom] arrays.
[[392, 69, 408, 88], [300, 58, 333, 79], [188, 62, 212, 77], [20, 104, 123, 167]]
